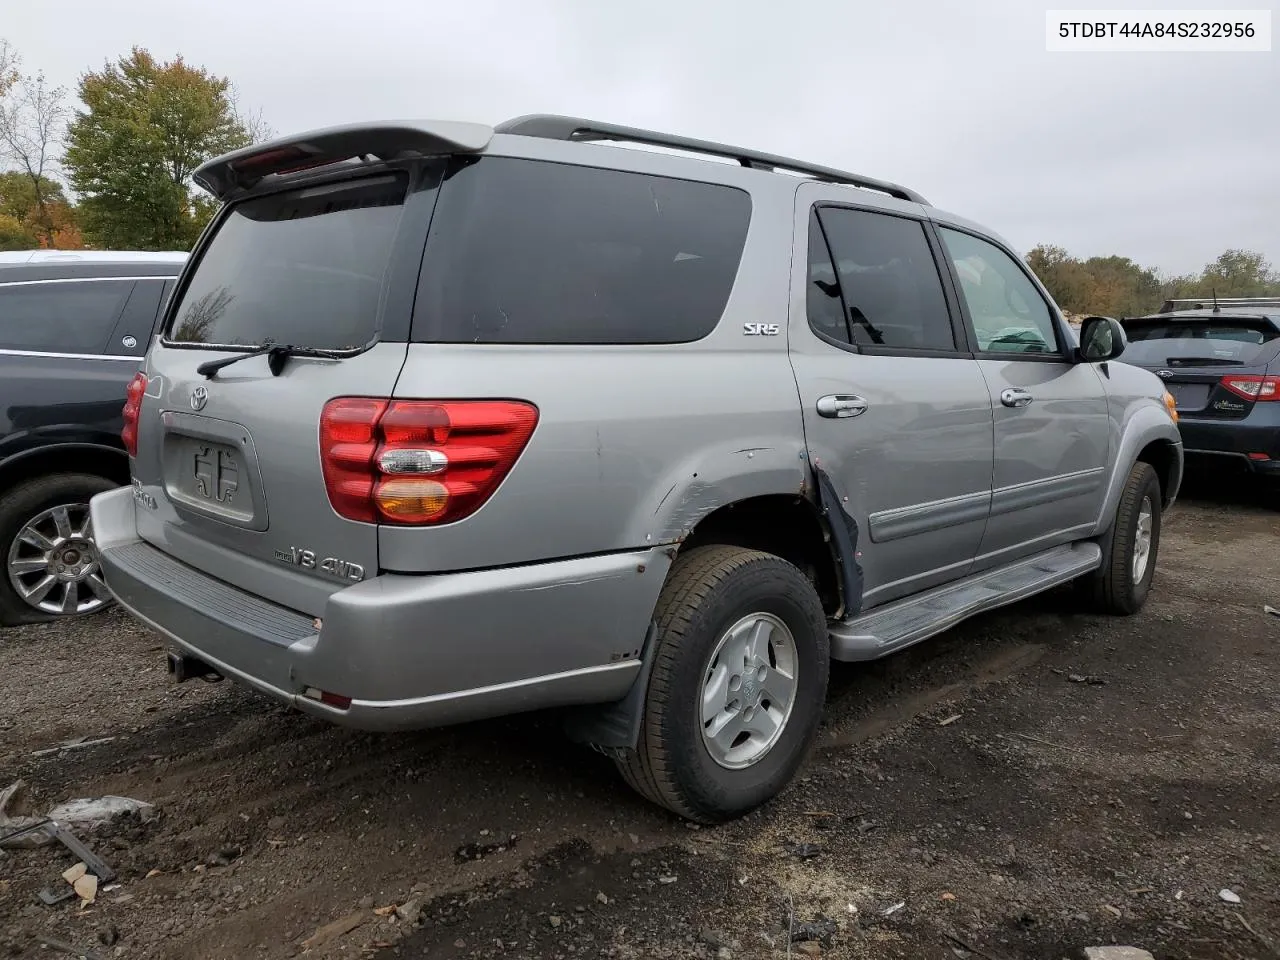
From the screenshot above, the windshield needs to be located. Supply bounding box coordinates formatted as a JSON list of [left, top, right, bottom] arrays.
[[167, 172, 409, 350], [1120, 318, 1280, 365]]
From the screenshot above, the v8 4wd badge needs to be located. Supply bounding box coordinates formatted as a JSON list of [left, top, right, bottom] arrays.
[[274, 546, 365, 582]]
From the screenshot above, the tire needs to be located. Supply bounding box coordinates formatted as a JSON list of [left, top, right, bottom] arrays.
[[1081, 462, 1162, 615], [615, 545, 830, 823], [0, 473, 118, 627]]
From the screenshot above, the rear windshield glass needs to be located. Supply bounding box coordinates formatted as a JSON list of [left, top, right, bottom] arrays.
[[167, 173, 409, 349], [1120, 318, 1280, 365], [413, 157, 752, 344]]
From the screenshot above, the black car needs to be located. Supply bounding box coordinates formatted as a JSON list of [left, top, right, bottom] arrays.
[[0, 249, 187, 625], [1120, 298, 1280, 478]]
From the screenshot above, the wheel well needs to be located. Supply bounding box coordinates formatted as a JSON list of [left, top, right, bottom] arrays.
[[1136, 440, 1177, 507], [0, 445, 130, 495], [678, 494, 843, 617]]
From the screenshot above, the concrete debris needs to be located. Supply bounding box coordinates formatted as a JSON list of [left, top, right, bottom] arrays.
[[1, 785, 157, 848], [395, 898, 423, 925]]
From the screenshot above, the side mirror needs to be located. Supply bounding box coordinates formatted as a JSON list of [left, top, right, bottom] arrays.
[[1077, 316, 1127, 363]]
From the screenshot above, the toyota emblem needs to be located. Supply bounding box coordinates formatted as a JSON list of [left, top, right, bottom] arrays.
[[1156, 370, 1174, 379], [190, 385, 209, 411]]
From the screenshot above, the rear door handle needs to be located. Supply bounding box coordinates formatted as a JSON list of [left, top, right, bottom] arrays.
[[1000, 388, 1033, 408], [817, 395, 868, 419]]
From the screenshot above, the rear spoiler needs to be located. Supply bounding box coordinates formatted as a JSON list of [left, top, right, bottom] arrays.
[[192, 120, 495, 201]]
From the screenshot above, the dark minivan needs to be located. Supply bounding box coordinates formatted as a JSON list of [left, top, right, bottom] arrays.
[[0, 249, 186, 624], [1121, 298, 1280, 477]]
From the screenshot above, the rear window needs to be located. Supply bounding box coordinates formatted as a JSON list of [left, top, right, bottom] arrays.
[[1120, 318, 1280, 365], [413, 157, 752, 344], [167, 173, 409, 350], [0, 279, 132, 353]]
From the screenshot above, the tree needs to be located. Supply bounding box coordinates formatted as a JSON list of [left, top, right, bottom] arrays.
[[63, 47, 263, 250], [0, 39, 71, 246], [0, 169, 81, 249], [1195, 250, 1278, 298]]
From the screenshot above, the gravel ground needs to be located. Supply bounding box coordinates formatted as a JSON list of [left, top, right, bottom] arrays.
[[1, 477, 1277, 960]]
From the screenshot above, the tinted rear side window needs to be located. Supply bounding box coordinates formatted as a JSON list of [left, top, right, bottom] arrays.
[[167, 173, 409, 350], [414, 157, 752, 344], [815, 207, 955, 351], [0, 279, 133, 353]]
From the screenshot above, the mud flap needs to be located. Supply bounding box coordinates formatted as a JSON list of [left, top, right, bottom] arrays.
[[561, 621, 658, 755], [813, 465, 864, 619]]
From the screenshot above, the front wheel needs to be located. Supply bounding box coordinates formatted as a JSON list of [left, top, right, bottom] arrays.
[[1, 473, 118, 626], [615, 546, 830, 823], [1081, 461, 1162, 615]]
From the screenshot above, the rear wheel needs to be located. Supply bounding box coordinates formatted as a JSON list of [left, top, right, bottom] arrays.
[[1, 473, 117, 626], [615, 545, 829, 823], [1081, 461, 1162, 615]]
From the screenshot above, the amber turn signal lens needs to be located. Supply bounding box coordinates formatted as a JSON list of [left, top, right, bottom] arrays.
[[1163, 391, 1179, 423], [374, 479, 450, 522]]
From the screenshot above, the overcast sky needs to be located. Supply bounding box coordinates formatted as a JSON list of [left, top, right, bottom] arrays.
[[4, 0, 1276, 276]]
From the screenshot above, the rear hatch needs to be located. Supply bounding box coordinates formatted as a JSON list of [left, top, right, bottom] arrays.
[[131, 162, 440, 616], [1120, 315, 1280, 418]]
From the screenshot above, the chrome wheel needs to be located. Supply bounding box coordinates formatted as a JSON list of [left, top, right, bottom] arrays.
[[1132, 497, 1154, 583], [699, 612, 799, 770], [6, 503, 111, 617]]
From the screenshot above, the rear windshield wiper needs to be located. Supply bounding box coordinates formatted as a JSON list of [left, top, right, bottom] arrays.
[[196, 343, 347, 379]]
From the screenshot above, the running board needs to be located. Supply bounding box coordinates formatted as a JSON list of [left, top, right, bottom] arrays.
[[829, 541, 1102, 662]]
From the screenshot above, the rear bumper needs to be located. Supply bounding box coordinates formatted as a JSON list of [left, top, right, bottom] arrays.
[[1178, 407, 1280, 475], [90, 486, 668, 731]]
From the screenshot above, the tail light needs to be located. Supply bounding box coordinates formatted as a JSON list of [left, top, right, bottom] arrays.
[[121, 372, 148, 456], [319, 398, 538, 525], [1221, 375, 1280, 402]]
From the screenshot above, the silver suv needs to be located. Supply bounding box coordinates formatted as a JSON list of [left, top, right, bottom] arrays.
[[91, 115, 1183, 823]]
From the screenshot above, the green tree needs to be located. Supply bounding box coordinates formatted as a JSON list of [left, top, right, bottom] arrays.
[[63, 47, 264, 250], [0, 39, 71, 246], [1195, 249, 1279, 298]]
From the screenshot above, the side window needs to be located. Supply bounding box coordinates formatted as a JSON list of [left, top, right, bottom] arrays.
[[0, 279, 134, 354], [415, 157, 752, 344], [938, 228, 1060, 355], [107, 279, 165, 356], [805, 210, 849, 342], [814, 207, 956, 351]]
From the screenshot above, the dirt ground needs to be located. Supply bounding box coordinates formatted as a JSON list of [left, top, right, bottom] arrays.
[[2, 476, 1277, 960]]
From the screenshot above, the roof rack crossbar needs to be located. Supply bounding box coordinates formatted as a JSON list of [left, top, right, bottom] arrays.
[[1158, 296, 1280, 312], [494, 114, 928, 205]]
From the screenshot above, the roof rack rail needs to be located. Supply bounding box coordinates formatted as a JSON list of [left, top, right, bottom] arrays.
[[494, 114, 929, 205], [1158, 296, 1280, 313]]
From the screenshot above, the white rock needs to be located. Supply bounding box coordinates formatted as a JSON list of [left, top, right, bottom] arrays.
[[1083, 948, 1155, 960], [47, 796, 157, 832], [1219, 889, 1242, 904]]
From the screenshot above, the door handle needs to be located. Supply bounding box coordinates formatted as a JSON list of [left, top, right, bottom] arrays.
[[816, 395, 868, 419], [1000, 387, 1033, 408]]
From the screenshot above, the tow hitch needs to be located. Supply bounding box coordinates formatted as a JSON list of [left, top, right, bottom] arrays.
[[166, 651, 223, 684]]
